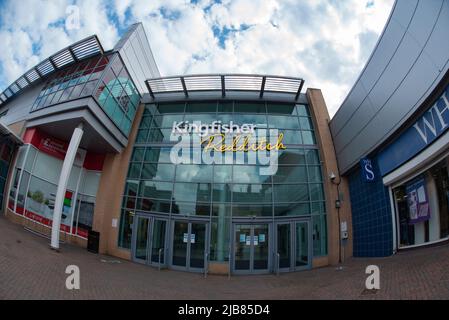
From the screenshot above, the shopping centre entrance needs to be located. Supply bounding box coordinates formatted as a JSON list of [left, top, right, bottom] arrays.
[[131, 214, 312, 274], [131, 214, 209, 272]]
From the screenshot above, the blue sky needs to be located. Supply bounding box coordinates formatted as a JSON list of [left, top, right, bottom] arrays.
[[0, 0, 394, 116]]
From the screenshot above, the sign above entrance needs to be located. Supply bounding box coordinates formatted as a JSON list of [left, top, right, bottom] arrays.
[[22, 128, 105, 170], [378, 85, 449, 176], [170, 121, 286, 176]]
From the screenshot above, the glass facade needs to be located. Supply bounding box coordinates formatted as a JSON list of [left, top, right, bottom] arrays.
[[119, 101, 327, 262], [0, 140, 14, 208], [31, 54, 139, 136], [8, 144, 101, 238]]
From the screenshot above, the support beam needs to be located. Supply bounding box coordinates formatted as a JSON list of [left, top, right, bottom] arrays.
[[50, 123, 84, 250]]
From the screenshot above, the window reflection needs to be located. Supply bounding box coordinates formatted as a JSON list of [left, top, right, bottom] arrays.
[[232, 184, 272, 203], [120, 101, 327, 250]]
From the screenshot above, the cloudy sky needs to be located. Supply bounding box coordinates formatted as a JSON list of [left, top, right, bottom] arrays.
[[0, 0, 394, 116]]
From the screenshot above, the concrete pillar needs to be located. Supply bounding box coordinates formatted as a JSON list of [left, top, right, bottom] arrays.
[[50, 123, 84, 250]]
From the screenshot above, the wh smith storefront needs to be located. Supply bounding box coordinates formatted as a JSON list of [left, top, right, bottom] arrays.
[[342, 81, 449, 257], [330, 0, 449, 257], [379, 84, 449, 250]]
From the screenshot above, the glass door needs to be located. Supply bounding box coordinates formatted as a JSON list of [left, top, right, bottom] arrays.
[[253, 224, 269, 271], [133, 216, 149, 263], [295, 221, 309, 269], [276, 223, 291, 271], [171, 220, 208, 272], [234, 225, 251, 271], [150, 219, 167, 265], [132, 215, 168, 267], [172, 221, 188, 267], [275, 220, 311, 272], [190, 222, 207, 269], [233, 223, 270, 274]]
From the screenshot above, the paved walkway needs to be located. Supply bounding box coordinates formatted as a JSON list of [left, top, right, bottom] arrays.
[[1, 216, 448, 299]]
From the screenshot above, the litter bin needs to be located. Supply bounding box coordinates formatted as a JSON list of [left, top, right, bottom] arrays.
[[87, 230, 100, 254]]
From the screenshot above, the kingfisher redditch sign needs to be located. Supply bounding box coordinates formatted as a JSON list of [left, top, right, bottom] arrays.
[[170, 120, 286, 175]]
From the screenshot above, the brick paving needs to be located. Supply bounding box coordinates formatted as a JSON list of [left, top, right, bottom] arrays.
[[1, 216, 449, 300]]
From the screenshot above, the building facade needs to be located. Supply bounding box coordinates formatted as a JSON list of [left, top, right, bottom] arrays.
[[330, 0, 449, 256], [0, 24, 351, 274]]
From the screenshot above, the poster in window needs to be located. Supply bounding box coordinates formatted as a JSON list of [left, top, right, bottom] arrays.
[[406, 175, 430, 224]]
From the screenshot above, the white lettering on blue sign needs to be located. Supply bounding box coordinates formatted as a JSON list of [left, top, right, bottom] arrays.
[[361, 158, 375, 182], [378, 85, 449, 176], [413, 93, 449, 144]]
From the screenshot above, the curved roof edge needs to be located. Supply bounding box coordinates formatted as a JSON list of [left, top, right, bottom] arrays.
[[0, 35, 104, 107], [329, 0, 449, 174]]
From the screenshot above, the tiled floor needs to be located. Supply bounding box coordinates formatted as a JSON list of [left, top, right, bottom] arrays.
[[1, 217, 448, 299]]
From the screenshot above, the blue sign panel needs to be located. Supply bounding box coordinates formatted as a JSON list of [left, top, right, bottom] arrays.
[[360, 158, 375, 182], [378, 85, 449, 176]]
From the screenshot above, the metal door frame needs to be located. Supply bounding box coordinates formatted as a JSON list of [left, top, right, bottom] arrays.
[[169, 218, 210, 273], [131, 213, 169, 268], [231, 222, 272, 274], [274, 218, 312, 273]]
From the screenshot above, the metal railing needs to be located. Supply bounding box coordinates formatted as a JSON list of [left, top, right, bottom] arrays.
[[158, 248, 164, 271], [204, 252, 209, 278], [276, 252, 280, 276], [145, 74, 305, 101], [228, 252, 232, 280]]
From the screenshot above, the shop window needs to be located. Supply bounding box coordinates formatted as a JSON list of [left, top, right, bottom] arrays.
[[173, 182, 211, 202], [305, 149, 320, 165], [137, 198, 171, 213], [143, 147, 172, 163], [278, 148, 306, 165], [175, 164, 213, 183], [273, 184, 309, 202], [212, 184, 232, 202], [280, 130, 303, 145], [73, 194, 95, 238], [302, 131, 316, 145], [211, 203, 232, 216], [156, 103, 185, 114], [295, 104, 310, 117], [185, 102, 216, 113], [213, 165, 232, 183], [274, 202, 310, 216], [267, 115, 300, 130], [140, 163, 174, 180], [217, 101, 233, 113], [273, 165, 307, 183], [138, 181, 173, 199], [9, 144, 100, 240], [232, 114, 268, 126], [234, 102, 266, 113], [299, 117, 312, 130], [171, 201, 210, 216], [266, 103, 296, 115], [394, 162, 449, 247], [232, 203, 272, 217], [232, 184, 272, 203]]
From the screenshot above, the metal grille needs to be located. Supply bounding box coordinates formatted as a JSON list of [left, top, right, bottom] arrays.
[[0, 35, 104, 107], [146, 74, 304, 100]]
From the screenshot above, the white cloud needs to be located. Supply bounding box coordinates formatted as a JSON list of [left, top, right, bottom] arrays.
[[0, 0, 394, 116]]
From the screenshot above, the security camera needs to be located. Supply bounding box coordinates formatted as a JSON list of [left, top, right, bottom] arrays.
[[329, 172, 336, 181]]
